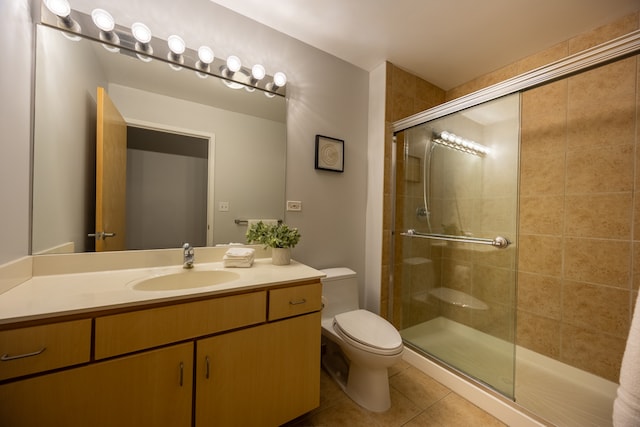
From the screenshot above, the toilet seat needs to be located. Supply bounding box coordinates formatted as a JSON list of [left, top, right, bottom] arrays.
[[333, 309, 403, 356]]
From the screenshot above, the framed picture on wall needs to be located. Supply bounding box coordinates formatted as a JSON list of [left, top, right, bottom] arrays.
[[315, 135, 344, 172]]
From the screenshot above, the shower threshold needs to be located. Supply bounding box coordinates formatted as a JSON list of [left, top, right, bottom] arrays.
[[401, 318, 617, 427]]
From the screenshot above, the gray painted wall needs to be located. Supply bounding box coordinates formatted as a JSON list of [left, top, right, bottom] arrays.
[[0, 0, 32, 263]]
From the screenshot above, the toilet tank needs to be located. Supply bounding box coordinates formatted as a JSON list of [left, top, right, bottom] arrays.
[[320, 267, 359, 320]]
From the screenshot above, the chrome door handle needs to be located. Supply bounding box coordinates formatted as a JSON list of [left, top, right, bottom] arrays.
[[88, 232, 116, 240]]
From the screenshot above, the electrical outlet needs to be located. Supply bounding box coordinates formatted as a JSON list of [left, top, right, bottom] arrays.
[[286, 200, 302, 211], [218, 201, 229, 211]]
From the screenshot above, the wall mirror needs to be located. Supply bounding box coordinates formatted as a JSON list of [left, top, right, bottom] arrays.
[[31, 24, 287, 255]]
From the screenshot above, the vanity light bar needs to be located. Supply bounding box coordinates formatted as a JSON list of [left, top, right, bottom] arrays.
[[433, 131, 490, 157], [40, 3, 287, 97]]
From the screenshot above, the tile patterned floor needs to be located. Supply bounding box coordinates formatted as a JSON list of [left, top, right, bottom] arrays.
[[284, 360, 507, 427]]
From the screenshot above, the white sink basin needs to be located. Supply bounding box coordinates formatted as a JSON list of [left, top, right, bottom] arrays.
[[131, 270, 240, 291]]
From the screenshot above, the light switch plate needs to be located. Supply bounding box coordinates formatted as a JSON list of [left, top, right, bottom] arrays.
[[219, 201, 229, 211], [286, 201, 302, 211]]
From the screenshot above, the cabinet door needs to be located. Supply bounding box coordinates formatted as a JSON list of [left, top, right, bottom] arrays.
[[0, 343, 193, 427], [195, 312, 321, 427]]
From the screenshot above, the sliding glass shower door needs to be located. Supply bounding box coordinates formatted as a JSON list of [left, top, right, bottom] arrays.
[[394, 94, 520, 398]]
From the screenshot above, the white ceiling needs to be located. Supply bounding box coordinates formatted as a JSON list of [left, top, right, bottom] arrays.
[[209, 0, 640, 90]]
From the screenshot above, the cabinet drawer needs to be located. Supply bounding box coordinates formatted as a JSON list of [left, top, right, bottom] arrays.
[[0, 319, 92, 381], [95, 291, 266, 359], [268, 282, 322, 321]]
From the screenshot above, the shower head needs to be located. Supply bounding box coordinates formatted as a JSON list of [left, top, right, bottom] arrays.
[[433, 131, 489, 157]]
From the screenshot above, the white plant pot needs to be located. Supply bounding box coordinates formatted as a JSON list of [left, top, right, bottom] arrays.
[[272, 247, 291, 265]]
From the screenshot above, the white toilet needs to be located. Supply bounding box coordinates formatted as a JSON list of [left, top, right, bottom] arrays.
[[320, 267, 403, 412]]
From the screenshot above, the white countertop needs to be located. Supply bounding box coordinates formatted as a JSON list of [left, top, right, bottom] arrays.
[[0, 258, 325, 325]]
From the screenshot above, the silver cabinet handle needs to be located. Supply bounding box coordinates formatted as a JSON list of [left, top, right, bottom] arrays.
[[289, 299, 307, 305], [179, 362, 184, 387], [205, 356, 210, 379], [1, 347, 46, 361]]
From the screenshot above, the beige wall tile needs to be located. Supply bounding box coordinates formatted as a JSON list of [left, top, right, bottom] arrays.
[[519, 149, 566, 196], [565, 144, 634, 194], [518, 235, 563, 276], [633, 243, 640, 291], [520, 122, 566, 159], [392, 93, 417, 122], [567, 99, 636, 151], [563, 280, 631, 338], [517, 272, 562, 320], [473, 264, 515, 306], [565, 193, 633, 239], [516, 310, 561, 358], [561, 324, 626, 382], [568, 58, 636, 109], [478, 197, 517, 235], [474, 303, 516, 341], [568, 13, 639, 54], [415, 78, 445, 108], [519, 195, 564, 236], [521, 80, 568, 129], [517, 42, 569, 74], [564, 238, 631, 288], [392, 66, 415, 96]]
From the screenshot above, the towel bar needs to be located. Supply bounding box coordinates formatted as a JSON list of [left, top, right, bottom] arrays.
[[235, 219, 283, 225]]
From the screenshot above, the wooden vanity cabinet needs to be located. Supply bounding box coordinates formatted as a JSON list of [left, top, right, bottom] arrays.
[[0, 280, 322, 427], [0, 319, 92, 381], [196, 311, 321, 427], [0, 343, 194, 427]]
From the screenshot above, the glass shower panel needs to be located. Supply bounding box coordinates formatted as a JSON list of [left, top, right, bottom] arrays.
[[395, 94, 520, 398]]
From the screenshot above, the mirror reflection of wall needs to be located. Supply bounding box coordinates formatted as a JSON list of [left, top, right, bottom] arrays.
[[31, 25, 286, 255], [126, 127, 209, 250]]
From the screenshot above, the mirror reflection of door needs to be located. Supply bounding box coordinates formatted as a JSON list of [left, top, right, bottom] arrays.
[[126, 127, 208, 250], [95, 87, 127, 252]]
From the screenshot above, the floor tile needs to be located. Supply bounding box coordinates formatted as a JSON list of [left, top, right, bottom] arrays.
[[283, 362, 504, 427]]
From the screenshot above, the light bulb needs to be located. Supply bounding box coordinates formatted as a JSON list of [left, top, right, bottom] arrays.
[[131, 22, 152, 44], [167, 35, 185, 55], [44, 0, 70, 17], [227, 56, 242, 73], [273, 72, 287, 88], [198, 46, 214, 64], [91, 9, 114, 32], [251, 64, 266, 81]]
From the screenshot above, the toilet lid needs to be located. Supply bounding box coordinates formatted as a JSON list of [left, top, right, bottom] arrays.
[[333, 309, 403, 352]]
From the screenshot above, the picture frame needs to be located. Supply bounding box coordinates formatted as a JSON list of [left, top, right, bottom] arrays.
[[314, 135, 344, 172]]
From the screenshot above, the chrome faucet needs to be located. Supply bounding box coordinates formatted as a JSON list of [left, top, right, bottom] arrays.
[[182, 243, 194, 269]]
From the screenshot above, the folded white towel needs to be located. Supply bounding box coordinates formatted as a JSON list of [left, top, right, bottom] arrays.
[[613, 291, 640, 426], [222, 258, 254, 268], [223, 247, 255, 268], [224, 247, 256, 259]]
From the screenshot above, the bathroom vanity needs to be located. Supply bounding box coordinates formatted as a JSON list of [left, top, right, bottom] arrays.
[[0, 252, 323, 427]]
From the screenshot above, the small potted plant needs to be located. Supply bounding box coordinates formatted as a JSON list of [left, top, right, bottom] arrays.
[[246, 221, 301, 265]]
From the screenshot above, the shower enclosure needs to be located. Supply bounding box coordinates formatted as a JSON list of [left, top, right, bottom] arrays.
[[394, 94, 520, 398], [388, 30, 640, 426]]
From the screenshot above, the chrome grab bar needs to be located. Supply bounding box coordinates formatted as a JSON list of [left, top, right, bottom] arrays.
[[401, 229, 511, 249]]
